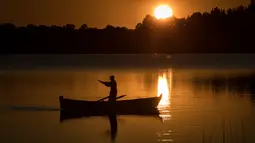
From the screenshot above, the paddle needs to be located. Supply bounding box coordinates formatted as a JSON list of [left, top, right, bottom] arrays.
[[97, 96, 110, 102], [116, 95, 127, 100], [97, 95, 127, 102]]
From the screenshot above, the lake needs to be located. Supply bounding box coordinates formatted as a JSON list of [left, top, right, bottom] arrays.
[[1, 54, 255, 143]]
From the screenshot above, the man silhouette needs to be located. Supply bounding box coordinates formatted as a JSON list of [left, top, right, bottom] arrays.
[[98, 75, 117, 102]]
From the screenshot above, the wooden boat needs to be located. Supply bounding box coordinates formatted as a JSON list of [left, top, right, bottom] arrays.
[[59, 94, 162, 117]]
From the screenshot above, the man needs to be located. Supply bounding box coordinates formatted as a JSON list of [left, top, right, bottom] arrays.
[[98, 75, 117, 102]]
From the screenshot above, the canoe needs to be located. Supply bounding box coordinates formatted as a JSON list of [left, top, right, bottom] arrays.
[[59, 94, 162, 116]]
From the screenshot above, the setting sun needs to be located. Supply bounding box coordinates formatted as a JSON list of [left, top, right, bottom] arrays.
[[154, 5, 173, 19]]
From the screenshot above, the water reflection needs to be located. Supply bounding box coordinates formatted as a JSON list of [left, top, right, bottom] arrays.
[[4, 67, 255, 143], [157, 73, 170, 107], [157, 70, 173, 142], [157, 130, 173, 142], [191, 73, 255, 104], [60, 110, 118, 142], [157, 70, 172, 121], [60, 109, 162, 142], [108, 113, 118, 142]]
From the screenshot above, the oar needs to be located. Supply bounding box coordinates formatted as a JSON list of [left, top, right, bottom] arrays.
[[97, 96, 110, 102], [97, 95, 127, 102], [116, 95, 127, 100]]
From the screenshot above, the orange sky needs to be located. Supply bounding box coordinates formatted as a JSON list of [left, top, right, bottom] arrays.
[[0, 0, 250, 29]]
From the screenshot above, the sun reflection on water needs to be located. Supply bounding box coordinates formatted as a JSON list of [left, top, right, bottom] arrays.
[[157, 73, 170, 107], [157, 129, 173, 142], [157, 70, 172, 119], [157, 70, 173, 142]]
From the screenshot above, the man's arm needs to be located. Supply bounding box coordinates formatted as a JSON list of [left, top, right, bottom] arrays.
[[98, 80, 112, 87]]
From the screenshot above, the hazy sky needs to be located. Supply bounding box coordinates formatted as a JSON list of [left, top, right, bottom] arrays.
[[0, 0, 250, 28]]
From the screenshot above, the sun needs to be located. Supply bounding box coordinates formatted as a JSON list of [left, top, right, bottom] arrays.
[[154, 5, 173, 19]]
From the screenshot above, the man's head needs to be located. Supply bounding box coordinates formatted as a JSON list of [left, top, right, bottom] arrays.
[[110, 75, 115, 81]]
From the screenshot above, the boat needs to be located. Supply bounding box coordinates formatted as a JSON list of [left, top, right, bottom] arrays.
[[59, 94, 162, 118]]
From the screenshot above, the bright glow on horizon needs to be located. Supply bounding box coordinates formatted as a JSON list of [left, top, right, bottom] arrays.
[[154, 5, 173, 19]]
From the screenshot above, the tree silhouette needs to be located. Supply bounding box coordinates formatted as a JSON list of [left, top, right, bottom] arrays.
[[0, 3, 255, 53], [79, 24, 88, 30]]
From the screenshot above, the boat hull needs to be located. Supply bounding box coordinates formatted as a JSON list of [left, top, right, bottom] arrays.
[[59, 95, 162, 116]]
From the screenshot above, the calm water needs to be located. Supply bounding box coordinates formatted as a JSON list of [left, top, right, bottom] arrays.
[[1, 54, 255, 143]]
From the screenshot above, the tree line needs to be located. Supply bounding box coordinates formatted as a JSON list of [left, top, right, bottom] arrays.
[[1, 4, 255, 54]]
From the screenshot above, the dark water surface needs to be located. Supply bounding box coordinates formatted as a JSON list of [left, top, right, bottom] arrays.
[[1, 54, 255, 143]]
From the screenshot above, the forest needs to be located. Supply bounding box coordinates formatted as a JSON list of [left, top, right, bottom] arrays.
[[0, 4, 255, 54]]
